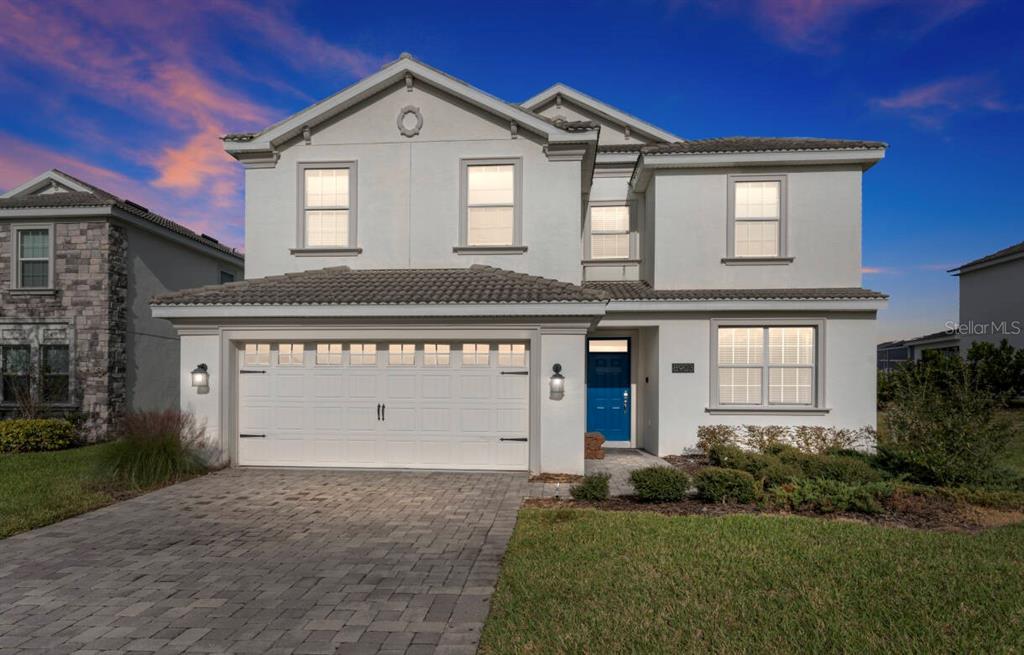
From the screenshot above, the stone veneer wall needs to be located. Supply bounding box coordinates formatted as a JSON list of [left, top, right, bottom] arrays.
[[0, 219, 129, 437]]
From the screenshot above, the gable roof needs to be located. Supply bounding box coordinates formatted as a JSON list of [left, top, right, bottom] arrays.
[[0, 170, 242, 260], [521, 83, 681, 143], [224, 54, 597, 156], [152, 265, 607, 307], [949, 239, 1024, 274]]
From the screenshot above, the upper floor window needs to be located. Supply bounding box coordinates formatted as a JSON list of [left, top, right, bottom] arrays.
[[299, 163, 357, 250], [461, 159, 521, 248], [728, 176, 786, 259], [588, 205, 631, 260], [13, 226, 53, 289]]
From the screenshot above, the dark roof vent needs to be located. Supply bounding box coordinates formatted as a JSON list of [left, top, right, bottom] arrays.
[[201, 234, 220, 244], [123, 199, 149, 213]]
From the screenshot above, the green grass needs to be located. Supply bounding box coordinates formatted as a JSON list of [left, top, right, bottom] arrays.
[[0, 443, 124, 539], [481, 509, 1024, 654], [1002, 409, 1024, 475]]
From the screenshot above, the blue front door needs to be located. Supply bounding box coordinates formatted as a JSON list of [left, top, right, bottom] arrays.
[[586, 339, 631, 442]]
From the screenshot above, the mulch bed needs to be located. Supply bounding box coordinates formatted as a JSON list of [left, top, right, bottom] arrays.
[[523, 488, 1024, 533]]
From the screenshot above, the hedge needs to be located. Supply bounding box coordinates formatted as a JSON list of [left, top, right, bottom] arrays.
[[0, 418, 77, 453]]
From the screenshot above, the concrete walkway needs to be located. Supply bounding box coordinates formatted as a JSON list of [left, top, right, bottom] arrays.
[[0, 468, 530, 655], [586, 449, 672, 496]]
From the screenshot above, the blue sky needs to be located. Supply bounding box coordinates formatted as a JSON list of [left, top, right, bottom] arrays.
[[0, 0, 1021, 341]]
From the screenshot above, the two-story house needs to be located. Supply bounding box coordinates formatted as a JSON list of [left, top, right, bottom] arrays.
[[0, 169, 244, 436], [152, 55, 887, 474]]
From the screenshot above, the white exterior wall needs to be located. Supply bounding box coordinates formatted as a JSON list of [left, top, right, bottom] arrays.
[[958, 258, 1024, 352], [647, 167, 863, 289], [537, 330, 587, 475], [244, 81, 583, 283], [178, 331, 225, 461], [600, 312, 878, 454]]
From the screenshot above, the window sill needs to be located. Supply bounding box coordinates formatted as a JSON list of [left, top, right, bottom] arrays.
[[453, 245, 528, 255], [582, 258, 641, 266], [290, 247, 363, 257], [705, 406, 830, 415], [7, 288, 58, 296], [721, 257, 794, 266]]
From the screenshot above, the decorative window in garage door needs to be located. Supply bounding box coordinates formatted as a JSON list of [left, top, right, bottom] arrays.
[[350, 343, 377, 365], [423, 344, 450, 366], [498, 343, 526, 367], [316, 343, 342, 365], [388, 343, 415, 366], [244, 343, 270, 366], [278, 343, 304, 366], [462, 343, 489, 365]]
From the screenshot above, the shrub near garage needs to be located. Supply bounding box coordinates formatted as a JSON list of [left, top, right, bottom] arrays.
[[694, 467, 759, 504], [630, 466, 691, 502], [99, 410, 210, 489], [0, 419, 76, 453], [570, 473, 610, 501]]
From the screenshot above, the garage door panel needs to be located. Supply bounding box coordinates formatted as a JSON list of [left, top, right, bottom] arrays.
[[237, 341, 529, 470]]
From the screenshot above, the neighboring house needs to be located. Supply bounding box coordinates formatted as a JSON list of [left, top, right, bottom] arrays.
[[0, 170, 244, 435], [152, 54, 887, 474], [877, 330, 959, 371], [950, 239, 1024, 353]]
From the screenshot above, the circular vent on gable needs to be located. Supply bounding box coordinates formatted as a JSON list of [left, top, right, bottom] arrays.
[[397, 105, 423, 138]]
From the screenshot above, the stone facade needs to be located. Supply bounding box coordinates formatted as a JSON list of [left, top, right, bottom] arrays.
[[0, 219, 128, 437]]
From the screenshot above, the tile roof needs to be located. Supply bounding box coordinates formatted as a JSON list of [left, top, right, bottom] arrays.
[[596, 138, 887, 156], [0, 170, 242, 259], [950, 239, 1024, 272], [152, 265, 608, 306], [222, 132, 258, 142], [584, 281, 888, 302]]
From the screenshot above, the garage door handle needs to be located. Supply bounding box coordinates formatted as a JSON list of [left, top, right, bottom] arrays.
[[239, 370, 266, 374], [381, 404, 386, 421], [500, 437, 528, 442], [500, 371, 529, 375], [376, 403, 381, 421], [239, 433, 265, 438]]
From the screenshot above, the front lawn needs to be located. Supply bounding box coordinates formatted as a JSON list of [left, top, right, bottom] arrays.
[[480, 509, 1024, 654], [0, 443, 123, 538]]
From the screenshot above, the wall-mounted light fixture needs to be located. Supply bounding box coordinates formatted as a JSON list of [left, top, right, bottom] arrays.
[[191, 363, 209, 390], [549, 363, 565, 400]]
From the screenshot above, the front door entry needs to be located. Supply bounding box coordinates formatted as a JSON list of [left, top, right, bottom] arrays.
[[586, 338, 631, 442]]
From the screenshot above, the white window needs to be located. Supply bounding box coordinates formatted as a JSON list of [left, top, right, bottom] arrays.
[[464, 162, 518, 246], [424, 344, 450, 366], [716, 326, 816, 406], [244, 343, 271, 366], [301, 165, 355, 248], [278, 343, 304, 366], [497, 343, 526, 367], [462, 343, 490, 366], [350, 343, 377, 366], [731, 178, 784, 258], [14, 226, 52, 289], [316, 343, 342, 365], [589, 206, 630, 260], [388, 343, 415, 366]]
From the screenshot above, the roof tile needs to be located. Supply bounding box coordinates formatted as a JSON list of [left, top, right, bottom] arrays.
[[584, 281, 888, 301]]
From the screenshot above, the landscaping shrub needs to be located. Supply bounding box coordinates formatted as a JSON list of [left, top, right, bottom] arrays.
[[708, 444, 779, 477], [742, 425, 789, 453], [878, 357, 1015, 485], [696, 424, 739, 452], [790, 425, 872, 454], [0, 418, 76, 453], [966, 339, 1024, 403], [694, 467, 759, 504], [767, 479, 894, 514], [98, 410, 209, 489], [630, 466, 691, 502], [760, 462, 802, 488], [570, 473, 610, 501], [768, 447, 885, 484]]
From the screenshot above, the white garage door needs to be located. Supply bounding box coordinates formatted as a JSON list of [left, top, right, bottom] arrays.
[[237, 341, 529, 470]]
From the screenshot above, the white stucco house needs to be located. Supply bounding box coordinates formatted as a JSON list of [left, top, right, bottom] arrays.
[[950, 239, 1024, 354], [152, 54, 888, 475]]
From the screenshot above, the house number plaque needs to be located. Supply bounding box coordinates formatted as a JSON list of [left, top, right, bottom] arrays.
[[672, 363, 695, 373]]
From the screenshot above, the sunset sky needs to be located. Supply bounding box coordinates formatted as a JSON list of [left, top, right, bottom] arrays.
[[1, 0, 1021, 341]]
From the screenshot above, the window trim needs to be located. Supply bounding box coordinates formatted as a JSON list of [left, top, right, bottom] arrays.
[[295, 162, 358, 252], [458, 157, 523, 251], [726, 175, 788, 260], [11, 223, 55, 291], [708, 318, 826, 412], [584, 200, 636, 261]]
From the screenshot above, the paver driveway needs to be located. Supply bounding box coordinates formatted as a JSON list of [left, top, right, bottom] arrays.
[[0, 468, 530, 655]]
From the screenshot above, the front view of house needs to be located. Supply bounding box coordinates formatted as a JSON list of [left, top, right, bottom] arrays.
[[152, 54, 887, 475]]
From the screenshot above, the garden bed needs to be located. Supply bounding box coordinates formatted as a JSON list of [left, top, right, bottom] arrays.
[[524, 487, 1024, 532]]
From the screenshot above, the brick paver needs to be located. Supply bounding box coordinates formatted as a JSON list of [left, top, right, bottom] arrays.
[[0, 468, 529, 654]]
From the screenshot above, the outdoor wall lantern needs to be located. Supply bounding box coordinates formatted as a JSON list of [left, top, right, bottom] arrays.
[[549, 363, 565, 400], [191, 363, 209, 390]]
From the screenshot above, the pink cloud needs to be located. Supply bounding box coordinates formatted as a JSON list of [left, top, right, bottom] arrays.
[[863, 265, 897, 275], [871, 74, 1011, 127]]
